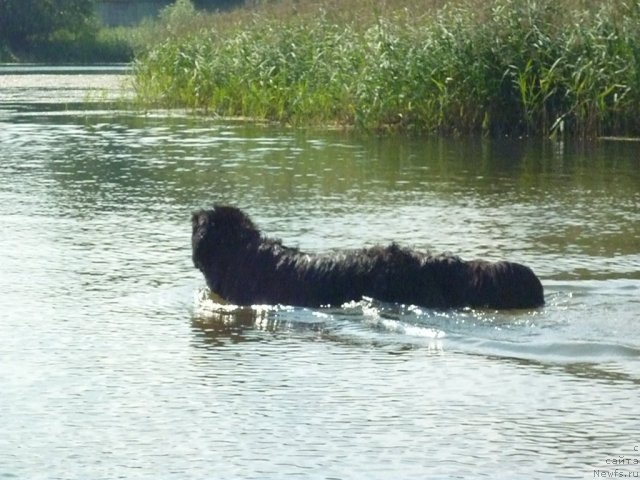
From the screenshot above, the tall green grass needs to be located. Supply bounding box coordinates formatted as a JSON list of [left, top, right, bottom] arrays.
[[133, 0, 640, 137]]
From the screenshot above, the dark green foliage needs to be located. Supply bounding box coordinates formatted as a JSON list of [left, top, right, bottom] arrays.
[[0, 0, 97, 49], [0, 0, 136, 62], [193, 0, 245, 11]]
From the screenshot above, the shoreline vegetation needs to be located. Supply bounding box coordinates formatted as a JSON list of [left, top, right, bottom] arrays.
[[131, 0, 640, 137], [3, 0, 640, 137]]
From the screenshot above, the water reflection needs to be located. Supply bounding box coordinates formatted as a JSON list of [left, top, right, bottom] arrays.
[[189, 281, 640, 385], [192, 302, 285, 347], [2, 69, 640, 480], [8, 111, 634, 283]]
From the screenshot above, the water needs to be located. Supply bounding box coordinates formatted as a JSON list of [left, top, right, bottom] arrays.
[[1, 66, 639, 480]]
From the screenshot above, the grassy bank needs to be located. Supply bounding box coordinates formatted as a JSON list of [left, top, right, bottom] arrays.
[[133, 0, 640, 137]]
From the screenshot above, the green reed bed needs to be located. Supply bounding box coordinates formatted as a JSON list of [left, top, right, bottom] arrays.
[[133, 0, 640, 137]]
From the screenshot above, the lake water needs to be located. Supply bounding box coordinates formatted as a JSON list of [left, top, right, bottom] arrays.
[[1, 66, 639, 480]]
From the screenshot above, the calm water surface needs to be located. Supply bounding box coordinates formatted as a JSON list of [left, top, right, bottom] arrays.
[[1, 66, 639, 479]]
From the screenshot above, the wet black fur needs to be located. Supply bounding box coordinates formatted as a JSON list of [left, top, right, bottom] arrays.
[[192, 205, 544, 309]]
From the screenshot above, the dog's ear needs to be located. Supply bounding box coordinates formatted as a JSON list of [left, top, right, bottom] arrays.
[[191, 210, 211, 234]]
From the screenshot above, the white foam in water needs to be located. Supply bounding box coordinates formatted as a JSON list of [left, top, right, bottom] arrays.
[[194, 288, 298, 324], [357, 298, 446, 339], [380, 318, 445, 339], [194, 288, 238, 315]]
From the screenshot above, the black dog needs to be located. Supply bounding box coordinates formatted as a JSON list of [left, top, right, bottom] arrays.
[[192, 205, 544, 309]]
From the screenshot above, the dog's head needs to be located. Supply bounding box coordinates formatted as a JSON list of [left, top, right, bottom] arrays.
[[191, 205, 261, 271]]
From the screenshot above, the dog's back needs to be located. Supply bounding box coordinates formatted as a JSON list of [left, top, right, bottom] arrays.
[[192, 205, 544, 309]]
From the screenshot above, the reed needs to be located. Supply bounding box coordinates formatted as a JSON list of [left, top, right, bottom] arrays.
[[133, 0, 640, 137]]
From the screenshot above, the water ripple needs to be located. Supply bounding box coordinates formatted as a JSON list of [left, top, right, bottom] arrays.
[[2, 69, 639, 480]]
